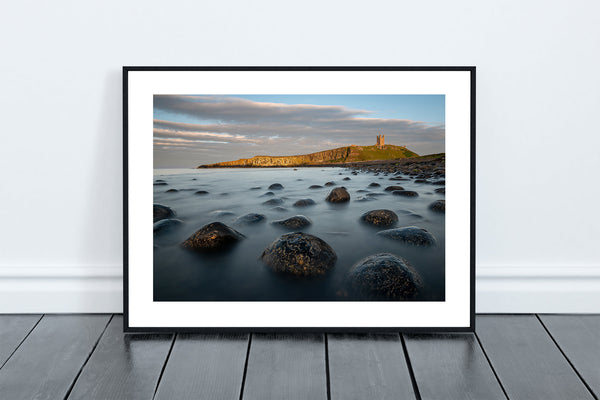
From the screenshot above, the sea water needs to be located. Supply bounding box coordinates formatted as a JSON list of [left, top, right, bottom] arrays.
[[153, 167, 445, 301]]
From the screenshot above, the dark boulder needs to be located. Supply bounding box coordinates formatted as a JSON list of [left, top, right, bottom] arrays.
[[377, 226, 437, 246], [262, 198, 284, 206], [432, 180, 445, 186], [326, 187, 350, 203], [343, 177, 351, 181], [154, 182, 168, 186], [261, 191, 275, 197], [429, 200, 445, 213], [194, 190, 209, 195], [324, 181, 336, 186], [181, 222, 245, 252], [165, 189, 178, 193], [272, 215, 312, 229], [293, 198, 316, 207], [414, 179, 429, 183], [368, 182, 381, 188], [234, 213, 266, 225], [153, 218, 183, 235], [347, 253, 423, 300], [269, 183, 284, 190], [309, 185, 323, 189], [360, 209, 399, 227], [384, 185, 404, 192], [392, 190, 419, 197], [153, 204, 175, 222], [260, 232, 337, 276], [434, 187, 445, 194]]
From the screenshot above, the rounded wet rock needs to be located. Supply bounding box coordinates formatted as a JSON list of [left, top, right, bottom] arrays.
[[194, 190, 209, 195], [360, 209, 399, 227], [343, 177, 351, 181], [309, 185, 323, 189], [181, 222, 245, 252], [347, 253, 423, 300], [368, 182, 381, 188], [377, 226, 436, 246], [262, 198, 284, 206], [324, 181, 336, 187], [261, 191, 275, 197], [384, 185, 404, 192], [165, 188, 178, 193], [272, 215, 312, 229], [153, 218, 183, 235], [154, 204, 175, 222], [269, 183, 284, 190], [434, 187, 445, 194], [260, 232, 337, 276], [429, 200, 445, 213], [392, 190, 419, 197], [326, 187, 350, 203], [293, 198, 316, 207], [234, 213, 266, 225]]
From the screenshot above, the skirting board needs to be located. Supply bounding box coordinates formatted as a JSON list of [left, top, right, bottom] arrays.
[[0, 266, 599, 313]]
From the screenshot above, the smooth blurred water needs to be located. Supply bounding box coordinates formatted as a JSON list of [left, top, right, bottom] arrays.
[[153, 167, 445, 301]]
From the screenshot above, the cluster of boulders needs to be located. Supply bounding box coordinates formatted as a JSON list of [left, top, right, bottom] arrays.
[[153, 164, 445, 300]]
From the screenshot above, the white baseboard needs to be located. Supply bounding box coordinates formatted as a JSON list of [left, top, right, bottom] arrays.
[[0, 266, 599, 313], [476, 266, 600, 313]]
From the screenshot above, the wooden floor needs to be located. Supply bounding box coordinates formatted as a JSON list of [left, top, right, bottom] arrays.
[[0, 315, 598, 399]]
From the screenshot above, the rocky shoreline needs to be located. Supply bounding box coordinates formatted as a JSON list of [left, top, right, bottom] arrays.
[[154, 155, 445, 301]]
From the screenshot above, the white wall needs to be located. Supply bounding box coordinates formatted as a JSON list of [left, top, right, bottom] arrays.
[[1, 0, 599, 313]]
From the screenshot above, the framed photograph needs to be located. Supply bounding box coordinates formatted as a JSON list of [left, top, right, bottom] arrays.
[[124, 67, 475, 332]]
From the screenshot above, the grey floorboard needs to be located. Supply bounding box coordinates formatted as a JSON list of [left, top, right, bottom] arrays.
[[476, 315, 594, 400], [404, 333, 506, 400], [242, 333, 327, 400], [0, 314, 41, 367], [328, 333, 416, 400], [66, 315, 173, 400], [0, 314, 111, 400], [154, 333, 249, 400], [539, 314, 600, 398]]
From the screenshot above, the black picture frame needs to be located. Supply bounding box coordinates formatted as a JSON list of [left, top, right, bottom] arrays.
[[123, 66, 476, 333]]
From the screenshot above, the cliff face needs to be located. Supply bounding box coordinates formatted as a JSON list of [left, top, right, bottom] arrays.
[[198, 145, 418, 168]]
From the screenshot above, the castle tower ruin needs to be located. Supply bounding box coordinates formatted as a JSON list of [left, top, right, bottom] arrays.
[[376, 134, 385, 149]]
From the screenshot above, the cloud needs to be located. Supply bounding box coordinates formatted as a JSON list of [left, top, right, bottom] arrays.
[[153, 95, 445, 167]]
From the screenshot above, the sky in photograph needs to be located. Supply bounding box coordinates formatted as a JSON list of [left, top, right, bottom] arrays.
[[153, 95, 445, 168]]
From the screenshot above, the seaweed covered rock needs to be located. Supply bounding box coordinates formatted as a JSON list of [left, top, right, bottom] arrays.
[[260, 232, 337, 276], [272, 215, 312, 229], [326, 187, 350, 203], [153, 204, 175, 222], [347, 253, 423, 300], [293, 198, 316, 207], [234, 213, 266, 225], [181, 222, 245, 252], [429, 200, 445, 213], [377, 226, 437, 246], [360, 209, 399, 227], [153, 218, 183, 235]]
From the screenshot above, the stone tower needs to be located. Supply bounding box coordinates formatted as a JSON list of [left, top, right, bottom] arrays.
[[376, 134, 385, 149]]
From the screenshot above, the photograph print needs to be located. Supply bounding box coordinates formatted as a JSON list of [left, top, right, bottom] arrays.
[[125, 68, 474, 331]]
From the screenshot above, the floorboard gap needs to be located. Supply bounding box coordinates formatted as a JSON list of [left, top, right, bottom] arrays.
[[324, 334, 331, 400], [63, 314, 114, 400], [535, 315, 598, 400], [237, 333, 253, 400], [400, 334, 422, 400], [152, 333, 177, 400], [474, 331, 510, 400], [0, 314, 44, 371]]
